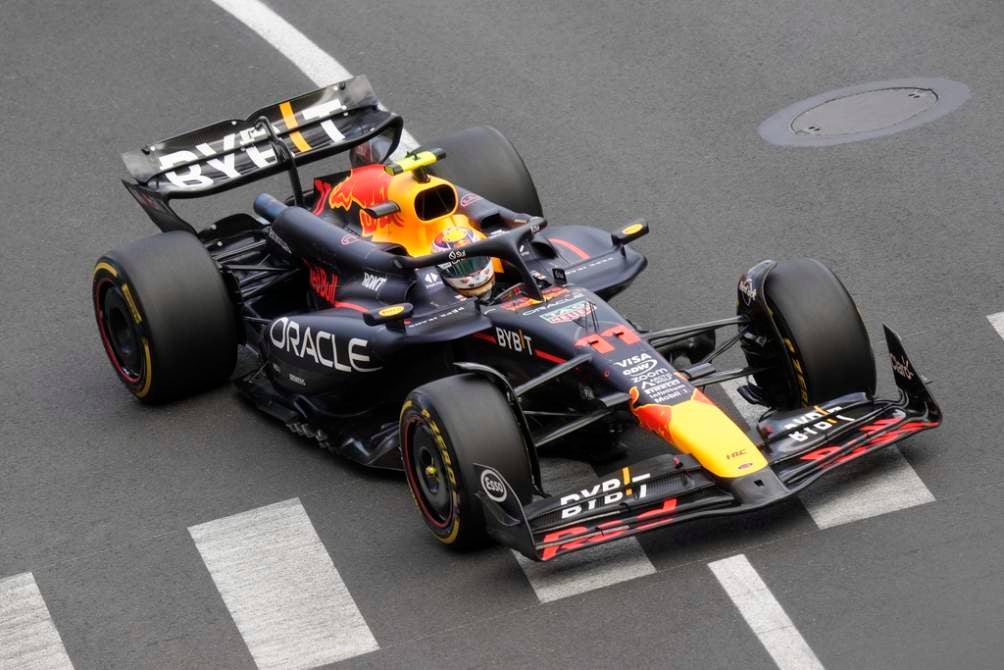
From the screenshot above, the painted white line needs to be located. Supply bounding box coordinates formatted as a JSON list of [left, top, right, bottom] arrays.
[[988, 312, 1004, 340], [797, 447, 934, 528], [709, 554, 824, 670], [719, 379, 934, 529], [0, 572, 75, 670], [209, 0, 417, 151], [189, 498, 378, 669], [513, 459, 655, 602]]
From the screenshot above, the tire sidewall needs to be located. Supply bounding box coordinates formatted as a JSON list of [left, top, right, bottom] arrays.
[[400, 397, 468, 544], [93, 259, 155, 399], [93, 231, 237, 403], [762, 259, 876, 408], [400, 374, 533, 548]]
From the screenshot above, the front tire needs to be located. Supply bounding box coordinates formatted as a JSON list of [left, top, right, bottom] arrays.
[[400, 374, 533, 549], [743, 258, 876, 409], [92, 231, 238, 403]]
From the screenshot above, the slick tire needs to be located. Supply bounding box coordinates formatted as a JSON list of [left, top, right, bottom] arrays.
[[757, 258, 876, 409], [428, 126, 543, 217], [92, 231, 238, 404], [400, 374, 533, 549]]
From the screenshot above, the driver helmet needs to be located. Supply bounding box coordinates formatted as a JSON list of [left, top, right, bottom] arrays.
[[431, 227, 495, 297]]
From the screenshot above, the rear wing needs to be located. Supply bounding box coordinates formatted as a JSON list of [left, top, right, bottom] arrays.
[[121, 75, 403, 231]]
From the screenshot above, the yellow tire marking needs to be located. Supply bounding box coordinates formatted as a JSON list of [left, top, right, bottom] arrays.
[[135, 337, 153, 398], [94, 261, 118, 278], [121, 284, 143, 324], [279, 101, 311, 153]]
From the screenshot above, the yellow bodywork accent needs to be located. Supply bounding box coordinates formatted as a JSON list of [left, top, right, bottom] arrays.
[[378, 304, 407, 317], [631, 388, 767, 479], [385, 150, 441, 175], [357, 170, 502, 276], [366, 173, 476, 257], [664, 397, 767, 477], [279, 101, 311, 153], [622, 222, 644, 236]]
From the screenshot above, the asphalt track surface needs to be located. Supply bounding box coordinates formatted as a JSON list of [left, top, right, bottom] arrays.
[[2, 1, 1004, 668]]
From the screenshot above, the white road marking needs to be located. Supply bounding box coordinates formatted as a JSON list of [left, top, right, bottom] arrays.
[[189, 498, 378, 669], [513, 459, 655, 602], [0, 572, 75, 670], [709, 554, 825, 670], [208, 0, 417, 151], [797, 447, 934, 528], [720, 378, 934, 529], [988, 312, 1004, 340]]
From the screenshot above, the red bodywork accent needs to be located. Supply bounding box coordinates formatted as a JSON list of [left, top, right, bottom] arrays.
[[498, 286, 569, 312], [799, 418, 939, 467], [628, 386, 675, 444], [312, 179, 333, 215], [535, 350, 567, 364], [635, 498, 679, 531], [600, 324, 641, 345], [539, 497, 679, 560], [470, 331, 567, 364], [549, 237, 590, 261], [325, 164, 404, 235], [576, 333, 615, 353], [305, 261, 367, 312], [575, 323, 642, 353]]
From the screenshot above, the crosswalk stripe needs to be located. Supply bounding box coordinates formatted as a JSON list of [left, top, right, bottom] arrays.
[[513, 459, 655, 602], [988, 312, 1004, 340], [709, 554, 825, 670], [189, 498, 378, 669], [0, 572, 75, 670], [720, 377, 934, 529]]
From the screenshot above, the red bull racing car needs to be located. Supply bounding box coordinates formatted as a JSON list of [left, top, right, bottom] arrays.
[[93, 77, 942, 560]]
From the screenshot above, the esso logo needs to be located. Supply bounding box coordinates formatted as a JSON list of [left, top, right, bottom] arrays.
[[480, 469, 507, 502]]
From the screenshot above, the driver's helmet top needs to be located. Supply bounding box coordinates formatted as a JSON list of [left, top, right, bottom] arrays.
[[431, 226, 495, 297]]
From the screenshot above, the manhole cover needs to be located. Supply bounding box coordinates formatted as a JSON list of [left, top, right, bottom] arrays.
[[759, 78, 970, 147]]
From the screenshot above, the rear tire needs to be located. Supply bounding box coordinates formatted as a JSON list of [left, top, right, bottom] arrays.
[[400, 374, 533, 549], [429, 126, 543, 217], [747, 258, 876, 409], [92, 231, 238, 403]]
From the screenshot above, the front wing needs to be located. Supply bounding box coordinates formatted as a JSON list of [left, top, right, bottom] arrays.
[[475, 326, 941, 561]]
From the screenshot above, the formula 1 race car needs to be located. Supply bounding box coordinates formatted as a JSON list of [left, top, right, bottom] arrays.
[[93, 76, 942, 560]]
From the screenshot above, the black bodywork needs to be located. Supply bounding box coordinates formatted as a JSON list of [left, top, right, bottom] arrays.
[[118, 76, 942, 561]]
